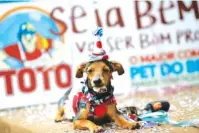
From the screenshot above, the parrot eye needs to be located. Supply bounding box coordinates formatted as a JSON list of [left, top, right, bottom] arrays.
[[22, 25, 26, 30]]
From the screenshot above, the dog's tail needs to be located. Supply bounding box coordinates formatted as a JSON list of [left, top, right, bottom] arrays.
[[58, 87, 72, 108]]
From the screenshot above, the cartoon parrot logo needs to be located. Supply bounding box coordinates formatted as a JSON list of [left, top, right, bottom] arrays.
[[0, 22, 62, 69]]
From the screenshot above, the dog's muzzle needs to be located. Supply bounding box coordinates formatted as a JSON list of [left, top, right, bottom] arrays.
[[93, 87, 107, 93], [93, 76, 102, 87]]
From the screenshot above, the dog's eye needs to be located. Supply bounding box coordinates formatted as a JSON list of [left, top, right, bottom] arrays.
[[87, 69, 93, 73], [103, 68, 109, 73]]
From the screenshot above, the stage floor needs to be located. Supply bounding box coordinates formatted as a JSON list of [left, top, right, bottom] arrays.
[[0, 87, 199, 133]]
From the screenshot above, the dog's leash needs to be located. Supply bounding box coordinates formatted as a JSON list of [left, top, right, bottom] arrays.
[[139, 110, 199, 128], [58, 87, 72, 107]]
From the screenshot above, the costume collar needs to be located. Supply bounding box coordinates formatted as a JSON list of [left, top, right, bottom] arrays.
[[82, 85, 114, 105]]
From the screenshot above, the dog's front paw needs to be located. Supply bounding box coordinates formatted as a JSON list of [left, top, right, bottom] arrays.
[[122, 122, 140, 130], [54, 117, 64, 123], [131, 122, 140, 130], [92, 125, 103, 133]]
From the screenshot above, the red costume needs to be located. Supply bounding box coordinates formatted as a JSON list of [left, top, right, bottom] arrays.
[[72, 92, 117, 117]]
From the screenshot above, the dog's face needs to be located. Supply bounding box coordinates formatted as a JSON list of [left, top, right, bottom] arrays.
[[86, 61, 111, 93], [76, 60, 124, 94]]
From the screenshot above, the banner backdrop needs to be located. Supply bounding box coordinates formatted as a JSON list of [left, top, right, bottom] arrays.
[[0, 0, 199, 109]]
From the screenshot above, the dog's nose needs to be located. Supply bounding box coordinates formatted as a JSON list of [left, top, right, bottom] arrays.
[[93, 78, 102, 86]]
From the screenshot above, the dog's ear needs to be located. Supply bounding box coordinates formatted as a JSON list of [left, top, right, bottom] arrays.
[[111, 61, 124, 75], [76, 62, 87, 78]]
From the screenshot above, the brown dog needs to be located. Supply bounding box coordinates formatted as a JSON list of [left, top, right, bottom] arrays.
[[55, 60, 140, 132]]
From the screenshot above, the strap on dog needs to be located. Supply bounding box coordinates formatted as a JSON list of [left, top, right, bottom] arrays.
[[85, 60, 114, 72]]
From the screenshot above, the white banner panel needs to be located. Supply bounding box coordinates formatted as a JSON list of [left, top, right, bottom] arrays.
[[0, 0, 72, 109]]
